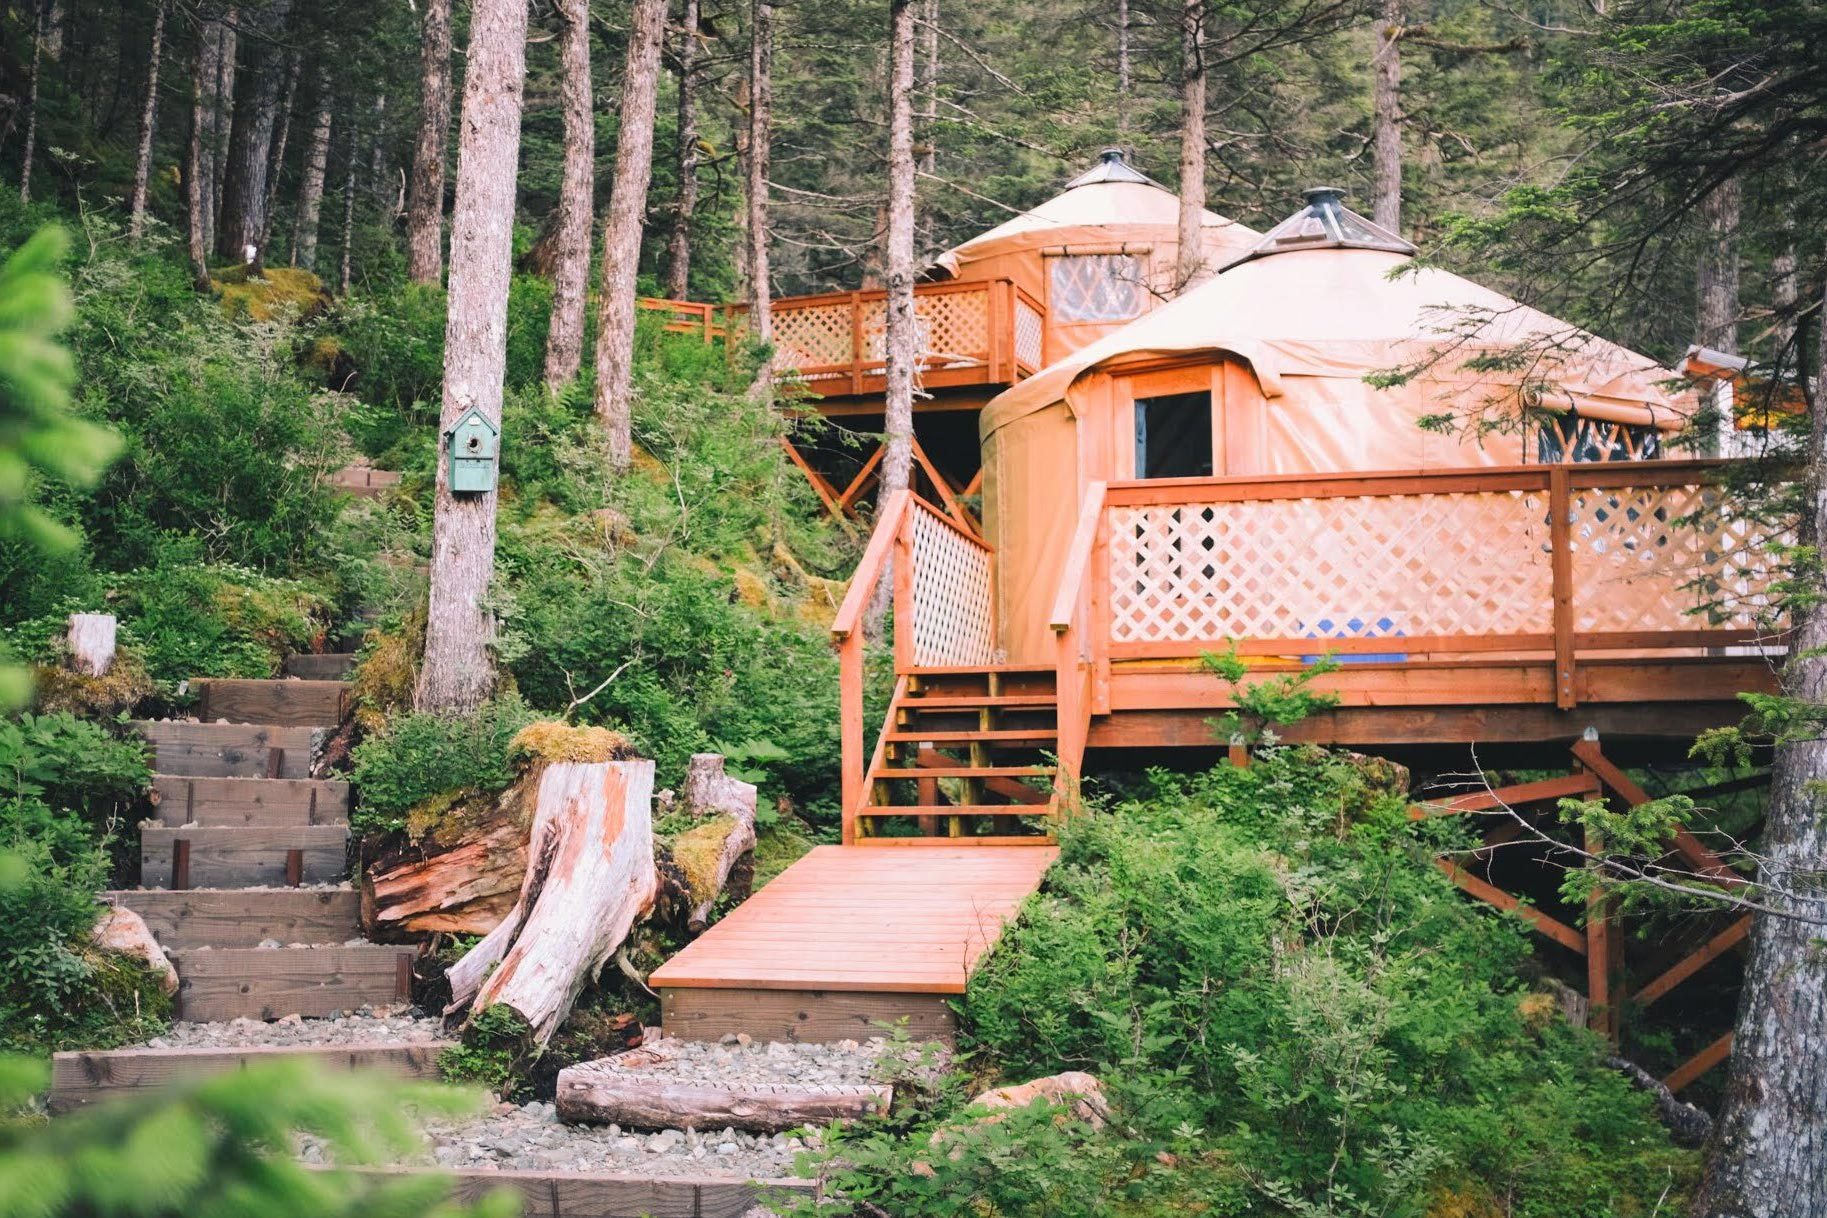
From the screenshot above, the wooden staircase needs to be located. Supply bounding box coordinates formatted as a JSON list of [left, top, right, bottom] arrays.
[[855, 665, 1062, 844]]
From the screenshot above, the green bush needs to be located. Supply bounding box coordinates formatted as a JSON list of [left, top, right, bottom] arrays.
[[347, 696, 537, 837]]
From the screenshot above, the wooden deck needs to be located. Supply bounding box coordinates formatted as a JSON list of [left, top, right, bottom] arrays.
[[651, 845, 1055, 1043]]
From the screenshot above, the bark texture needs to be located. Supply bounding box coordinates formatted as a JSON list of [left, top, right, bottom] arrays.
[[184, 21, 214, 289], [591, 0, 668, 468], [405, 0, 454, 285], [446, 760, 658, 1046], [290, 75, 331, 270], [1173, 0, 1206, 291], [557, 1047, 890, 1131], [256, 51, 301, 263], [1115, 0, 1130, 131], [207, 14, 236, 240], [672, 753, 758, 932], [1695, 177, 1742, 355], [127, 0, 168, 239], [337, 114, 357, 293], [879, 0, 918, 510], [1691, 277, 1827, 1218], [661, 0, 703, 302], [542, 0, 595, 389], [1370, 0, 1403, 234], [743, 0, 774, 391], [414, 0, 530, 713], [216, 0, 292, 263], [19, 0, 46, 204], [65, 613, 116, 677]]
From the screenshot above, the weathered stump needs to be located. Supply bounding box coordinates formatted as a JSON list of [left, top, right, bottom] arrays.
[[66, 613, 117, 677]]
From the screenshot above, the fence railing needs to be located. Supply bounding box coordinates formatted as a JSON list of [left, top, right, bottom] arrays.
[[831, 490, 996, 841], [636, 297, 729, 343], [760, 279, 1045, 397], [1065, 461, 1784, 711]]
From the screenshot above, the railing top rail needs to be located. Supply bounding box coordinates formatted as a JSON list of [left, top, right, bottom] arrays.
[[1104, 459, 1765, 506], [745, 278, 1014, 314], [831, 490, 912, 642], [1049, 482, 1107, 632], [908, 492, 991, 549]]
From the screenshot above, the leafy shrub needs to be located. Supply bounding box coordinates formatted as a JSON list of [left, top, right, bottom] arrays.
[[347, 696, 537, 837]]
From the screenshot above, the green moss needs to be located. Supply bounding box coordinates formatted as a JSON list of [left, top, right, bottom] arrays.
[[212, 266, 330, 322], [508, 721, 636, 765]]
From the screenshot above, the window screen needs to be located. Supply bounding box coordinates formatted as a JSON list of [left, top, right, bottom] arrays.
[[1135, 391, 1213, 479], [1050, 254, 1145, 323]]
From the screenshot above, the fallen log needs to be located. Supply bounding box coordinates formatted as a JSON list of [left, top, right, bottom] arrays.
[[93, 901, 178, 995], [363, 791, 531, 939], [555, 1045, 890, 1132], [670, 754, 759, 932], [446, 759, 658, 1046]]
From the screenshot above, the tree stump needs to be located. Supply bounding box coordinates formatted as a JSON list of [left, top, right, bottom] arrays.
[[671, 753, 759, 932], [66, 613, 116, 677], [446, 760, 657, 1045]]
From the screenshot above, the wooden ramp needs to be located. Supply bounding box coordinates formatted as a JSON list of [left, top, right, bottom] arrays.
[[651, 845, 1055, 1044]]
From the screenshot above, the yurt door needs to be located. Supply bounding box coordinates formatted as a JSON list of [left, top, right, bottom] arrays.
[[1117, 358, 1265, 480]]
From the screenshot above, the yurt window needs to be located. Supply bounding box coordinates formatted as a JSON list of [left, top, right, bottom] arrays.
[[1536, 414, 1662, 463], [1050, 254, 1145, 323], [1135, 391, 1214, 479]]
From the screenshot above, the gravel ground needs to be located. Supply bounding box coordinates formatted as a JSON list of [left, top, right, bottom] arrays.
[[138, 1007, 445, 1049], [299, 1101, 819, 1178], [587, 1033, 896, 1090]]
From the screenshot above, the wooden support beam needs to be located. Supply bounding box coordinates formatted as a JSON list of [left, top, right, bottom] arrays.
[[1585, 825, 1618, 1043], [909, 437, 976, 533], [1470, 818, 1532, 859], [1665, 1031, 1734, 1093], [835, 444, 885, 514], [777, 435, 845, 518], [1410, 772, 1600, 819], [1549, 464, 1577, 709], [1435, 859, 1586, 955], [1631, 916, 1752, 1009], [1570, 738, 1745, 887]]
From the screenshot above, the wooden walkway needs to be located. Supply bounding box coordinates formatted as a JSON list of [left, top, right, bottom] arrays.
[[651, 845, 1055, 1043]]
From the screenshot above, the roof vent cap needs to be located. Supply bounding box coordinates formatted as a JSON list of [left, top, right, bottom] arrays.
[[1224, 185, 1415, 269], [1064, 148, 1160, 189]]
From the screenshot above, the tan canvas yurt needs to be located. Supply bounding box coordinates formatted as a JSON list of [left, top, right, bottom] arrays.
[[979, 187, 1696, 662]]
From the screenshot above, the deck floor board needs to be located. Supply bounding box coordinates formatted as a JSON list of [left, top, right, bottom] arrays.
[[651, 845, 1055, 995]]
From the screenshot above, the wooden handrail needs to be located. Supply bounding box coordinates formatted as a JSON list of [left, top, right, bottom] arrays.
[[831, 490, 913, 642], [1050, 482, 1107, 632]]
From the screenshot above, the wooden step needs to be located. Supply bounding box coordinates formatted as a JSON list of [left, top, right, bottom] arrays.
[[142, 825, 349, 888], [108, 888, 361, 949], [883, 729, 1057, 744], [48, 1040, 450, 1112], [330, 465, 402, 498], [856, 805, 1056, 818], [134, 721, 317, 779], [192, 678, 350, 727], [283, 652, 359, 680], [899, 694, 1058, 709], [150, 775, 350, 827], [169, 945, 417, 1022], [853, 836, 1057, 847], [869, 765, 1051, 779]]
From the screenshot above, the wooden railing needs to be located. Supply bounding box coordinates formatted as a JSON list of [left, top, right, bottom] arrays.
[[831, 490, 996, 843], [1048, 481, 1107, 794], [1063, 461, 1784, 711], [759, 279, 1046, 397], [636, 297, 729, 343]]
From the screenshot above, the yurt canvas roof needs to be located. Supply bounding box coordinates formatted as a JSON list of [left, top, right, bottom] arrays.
[[930, 150, 1259, 277], [981, 189, 1693, 441]]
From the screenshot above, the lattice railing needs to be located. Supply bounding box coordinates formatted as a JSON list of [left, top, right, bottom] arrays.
[[1099, 464, 1787, 666], [1014, 292, 1045, 374], [906, 500, 996, 667]]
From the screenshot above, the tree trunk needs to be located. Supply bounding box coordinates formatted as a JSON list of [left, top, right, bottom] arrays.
[[673, 753, 758, 932], [255, 50, 301, 266], [446, 760, 658, 1046], [1370, 0, 1403, 234], [127, 0, 168, 239], [744, 0, 774, 393], [18, 0, 46, 204], [218, 0, 291, 263], [1691, 276, 1827, 1218], [368, 93, 389, 199], [661, 0, 702, 302], [208, 12, 237, 243], [590, 0, 667, 469], [916, 0, 938, 259], [1173, 0, 1206, 292], [184, 20, 213, 289], [405, 0, 453, 285], [542, 0, 595, 389], [337, 114, 357, 294], [414, 0, 530, 714], [879, 0, 918, 510], [1696, 176, 1742, 455], [291, 74, 331, 270], [1115, 0, 1130, 132], [65, 613, 117, 677]]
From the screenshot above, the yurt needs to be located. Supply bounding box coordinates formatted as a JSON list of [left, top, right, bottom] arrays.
[[979, 187, 1696, 662]]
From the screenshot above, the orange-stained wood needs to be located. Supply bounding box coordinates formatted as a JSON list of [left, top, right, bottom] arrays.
[[650, 846, 1055, 994], [1632, 916, 1752, 1009], [1435, 859, 1587, 954], [1665, 1032, 1734, 1093], [1571, 738, 1746, 887], [1409, 772, 1600, 819]]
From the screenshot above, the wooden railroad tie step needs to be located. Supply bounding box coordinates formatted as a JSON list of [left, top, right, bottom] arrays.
[[282, 652, 360, 680], [107, 888, 361, 950], [142, 825, 349, 889], [150, 775, 351, 827], [349, 1165, 809, 1218], [191, 678, 351, 728], [169, 945, 418, 1022], [133, 720, 318, 779], [48, 1040, 450, 1113]]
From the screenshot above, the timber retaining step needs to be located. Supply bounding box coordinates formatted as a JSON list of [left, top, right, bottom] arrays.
[[169, 945, 418, 1022], [191, 678, 351, 727], [142, 824, 350, 888], [352, 1166, 811, 1218], [149, 774, 350, 826], [107, 888, 361, 949], [283, 652, 359, 680], [133, 720, 318, 779], [48, 1040, 450, 1112]]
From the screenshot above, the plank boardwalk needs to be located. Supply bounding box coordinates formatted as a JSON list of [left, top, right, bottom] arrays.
[[651, 845, 1054, 996]]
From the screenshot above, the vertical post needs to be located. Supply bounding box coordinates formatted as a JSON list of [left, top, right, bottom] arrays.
[[988, 281, 1009, 382], [839, 631, 863, 846], [892, 512, 915, 673], [395, 952, 414, 1002], [266, 747, 286, 780], [849, 291, 865, 395], [285, 848, 304, 887], [1585, 823, 1617, 1043], [172, 838, 191, 891], [1549, 465, 1576, 709], [1091, 508, 1111, 715]]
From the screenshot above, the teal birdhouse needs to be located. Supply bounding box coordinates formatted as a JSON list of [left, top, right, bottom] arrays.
[[446, 407, 500, 495]]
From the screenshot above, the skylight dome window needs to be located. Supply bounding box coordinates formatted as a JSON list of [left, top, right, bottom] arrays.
[[1225, 186, 1416, 269]]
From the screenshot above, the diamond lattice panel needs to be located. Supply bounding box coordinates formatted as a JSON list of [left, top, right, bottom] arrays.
[[1106, 492, 1554, 646], [908, 506, 995, 667], [773, 302, 855, 374], [1014, 299, 1044, 369], [1570, 484, 1782, 633]]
